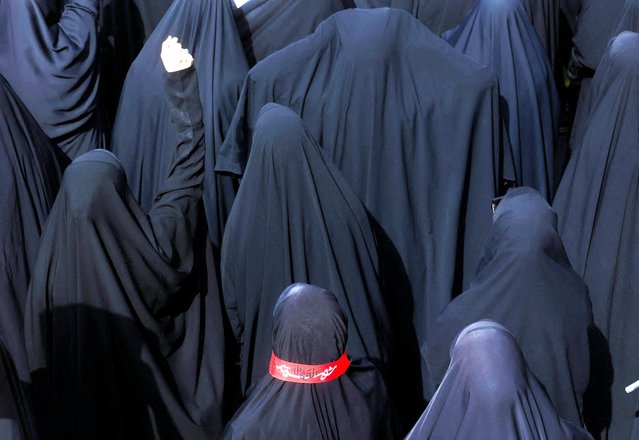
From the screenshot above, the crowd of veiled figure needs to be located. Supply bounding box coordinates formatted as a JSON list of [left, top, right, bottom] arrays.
[[1, 0, 639, 439]]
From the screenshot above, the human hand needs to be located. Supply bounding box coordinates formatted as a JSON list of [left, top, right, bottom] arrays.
[[161, 36, 194, 73]]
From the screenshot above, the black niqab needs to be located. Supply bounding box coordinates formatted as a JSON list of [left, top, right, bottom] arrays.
[[223, 283, 400, 440], [408, 321, 593, 439], [0, 74, 63, 383], [443, 0, 560, 200], [0, 0, 106, 158], [25, 67, 226, 438], [425, 187, 592, 426], [554, 31, 639, 440], [233, 0, 354, 65], [216, 7, 502, 396], [220, 104, 393, 393]]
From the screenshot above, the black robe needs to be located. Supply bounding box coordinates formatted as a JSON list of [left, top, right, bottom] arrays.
[[0, 0, 106, 159], [0, 74, 63, 383], [223, 283, 400, 440], [407, 321, 593, 439], [111, 0, 248, 253], [554, 31, 639, 440], [425, 187, 592, 427], [0, 338, 37, 440], [233, 0, 354, 65], [25, 67, 225, 438], [97, 0, 174, 124], [216, 7, 502, 397], [221, 103, 394, 394], [443, 0, 560, 200]]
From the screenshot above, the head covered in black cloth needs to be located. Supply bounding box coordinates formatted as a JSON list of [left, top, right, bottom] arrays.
[[408, 321, 593, 439], [425, 187, 592, 426], [554, 31, 639, 440], [223, 283, 400, 440], [216, 7, 502, 398], [354, 0, 557, 68], [0, 0, 106, 158], [0, 337, 37, 440], [233, 0, 354, 65], [221, 103, 393, 394], [444, 0, 560, 200], [112, 0, 248, 251], [25, 63, 229, 438], [0, 74, 63, 383]]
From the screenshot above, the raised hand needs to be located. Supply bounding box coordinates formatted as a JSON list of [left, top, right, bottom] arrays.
[[160, 36, 195, 73]]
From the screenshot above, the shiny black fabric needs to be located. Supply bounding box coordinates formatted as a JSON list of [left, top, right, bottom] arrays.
[[234, 0, 354, 65], [0, 337, 37, 440], [25, 68, 226, 438], [111, 0, 248, 256], [223, 283, 400, 440], [0, 75, 63, 383], [425, 187, 592, 426], [0, 0, 106, 159], [408, 321, 593, 439], [221, 104, 394, 394], [554, 32, 639, 440], [443, 0, 560, 200], [216, 7, 502, 397]]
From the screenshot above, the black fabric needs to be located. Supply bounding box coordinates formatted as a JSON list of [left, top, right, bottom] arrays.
[[24, 67, 226, 438], [0, 337, 37, 440], [443, 0, 560, 200], [354, 0, 557, 68], [554, 32, 639, 440], [216, 7, 502, 397], [98, 0, 174, 125], [570, 0, 626, 71], [223, 283, 400, 440], [0, 74, 63, 383], [408, 321, 593, 439], [425, 187, 592, 426], [220, 104, 394, 394], [569, 0, 639, 149], [233, 0, 354, 65], [0, 0, 106, 159], [111, 0, 248, 258], [614, 0, 639, 35]]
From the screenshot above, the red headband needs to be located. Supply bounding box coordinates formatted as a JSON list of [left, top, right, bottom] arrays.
[[269, 352, 350, 384]]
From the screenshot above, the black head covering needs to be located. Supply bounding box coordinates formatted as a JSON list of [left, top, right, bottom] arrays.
[[443, 0, 560, 200], [0, 0, 106, 158], [25, 68, 228, 438], [354, 0, 557, 68], [111, 0, 248, 256], [216, 7, 502, 397], [425, 187, 592, 426], [233, 0, 354, 65], [554, 31, 639, 440], [0, 337, 37, 440], [223, 283, 400, 440], [408, 321, 593, 439], [0, 74, 63, 383], [221, 104, 393, 393]]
